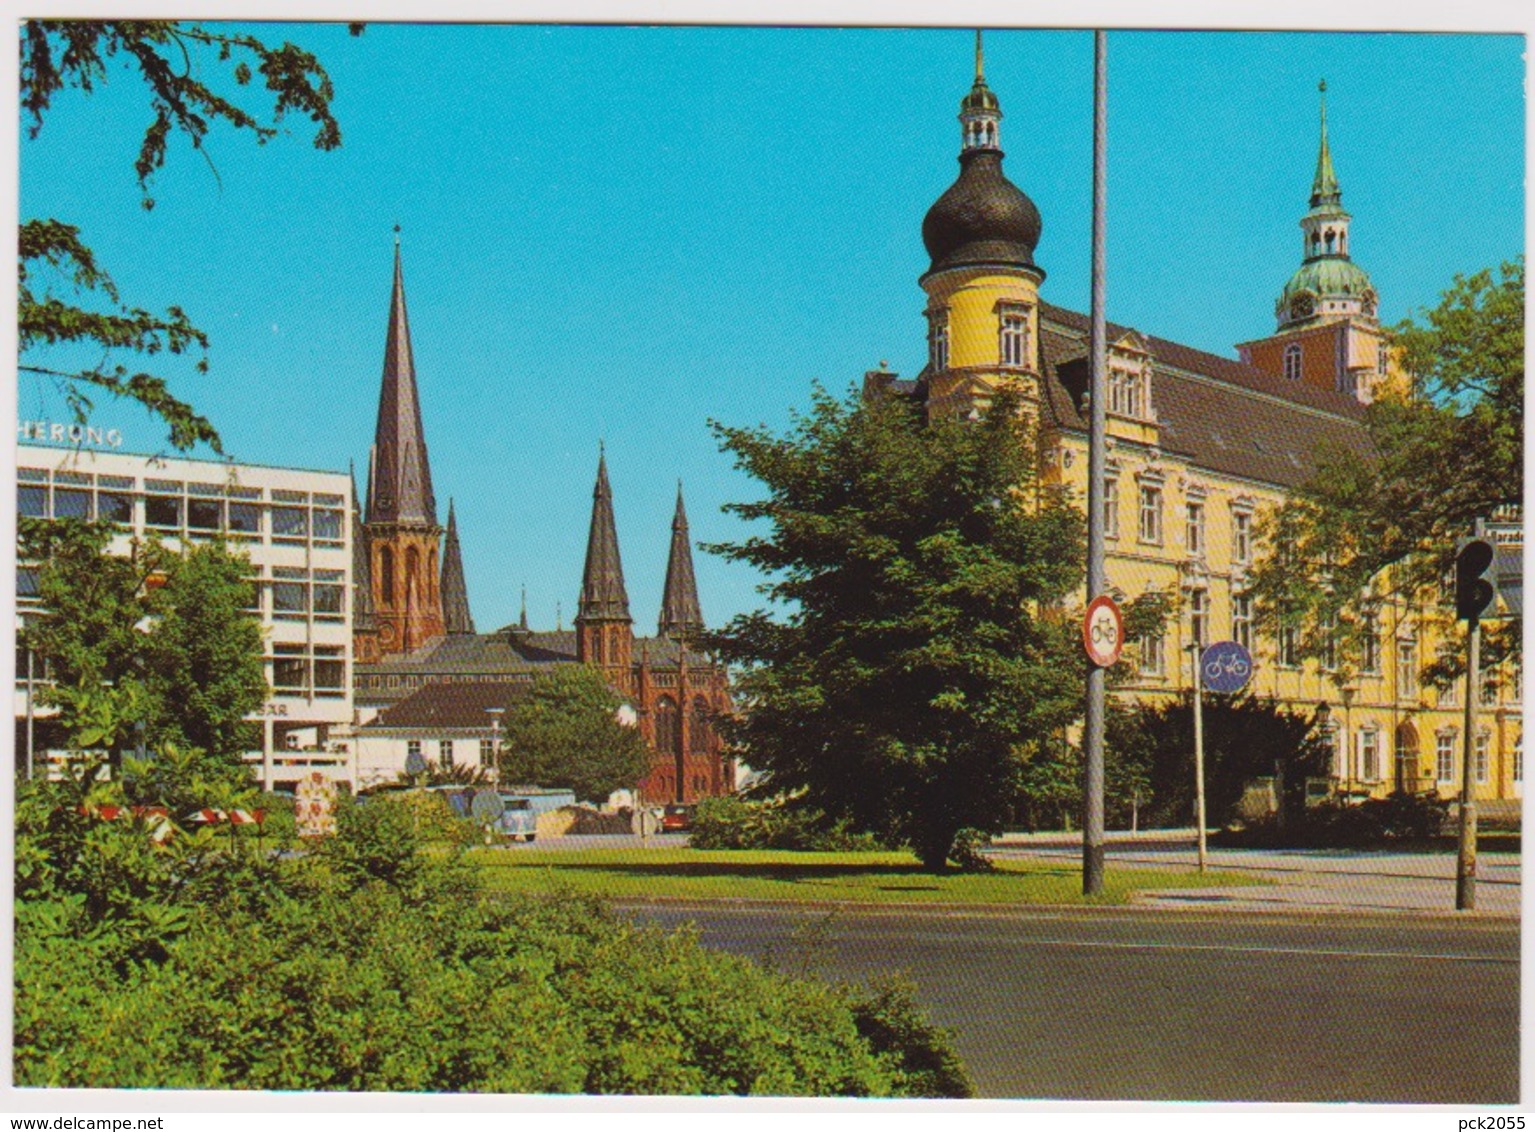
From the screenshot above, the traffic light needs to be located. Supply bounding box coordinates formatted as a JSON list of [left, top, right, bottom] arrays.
[[1455, 539, 1496, 622]]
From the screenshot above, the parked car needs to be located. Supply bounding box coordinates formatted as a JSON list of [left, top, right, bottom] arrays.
[[661, 803, 694, 833], [496, 797, 537, 842]]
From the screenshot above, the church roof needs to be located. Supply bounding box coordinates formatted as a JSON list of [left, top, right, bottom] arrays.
[[440, 500, 475, 635], [364, 679, 530, 731], [658, 484, 705, 639], [367, 242, 438, 527], [576, 450, 631, 624], [1037, 303, 1371, 490]]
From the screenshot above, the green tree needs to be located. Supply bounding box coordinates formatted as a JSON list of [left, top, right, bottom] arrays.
[[19, 20, 350, 451], [1250, 260, 1523, 683], [1107, 693, 1332, 829], [705, 386, 1085, 870], [498, 665, 651, 803], [20, 518, 267, 770]]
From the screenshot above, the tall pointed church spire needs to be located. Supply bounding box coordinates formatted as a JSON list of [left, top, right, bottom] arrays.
[[439, 499, 475, 635], [367, 238, 437, 526], [577, 448, 631, 623], [575, 447, 634, 675], [518, 585, 529, 632], [959, 29, 1002, 153], [1310, 79, 1341, 209], [659, 482, 704, 640]]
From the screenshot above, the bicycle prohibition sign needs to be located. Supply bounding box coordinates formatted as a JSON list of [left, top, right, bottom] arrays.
[[1082, 595, 1124, 668]]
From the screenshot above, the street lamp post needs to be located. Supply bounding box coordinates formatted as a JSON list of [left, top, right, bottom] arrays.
[[1341, 682, 1357, 802], [486, 707, 505, 787]]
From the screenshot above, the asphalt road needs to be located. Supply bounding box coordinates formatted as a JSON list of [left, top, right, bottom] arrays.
[[620, 901, 1521, 1103]]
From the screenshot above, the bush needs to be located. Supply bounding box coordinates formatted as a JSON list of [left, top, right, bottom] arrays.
[[945, 828, 995, 872], [1216, 791, 1451, 849], [689, 795, 888, 852], [14, 772, 969, 1096]]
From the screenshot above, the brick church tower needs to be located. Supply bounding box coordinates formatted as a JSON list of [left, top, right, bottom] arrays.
[[363, 239, 446, 657]]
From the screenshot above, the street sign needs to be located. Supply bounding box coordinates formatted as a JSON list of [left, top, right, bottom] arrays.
[[470, 788, 506, 824], [1199, 641, 1253, 694], [1082, 595, 1124, 668]]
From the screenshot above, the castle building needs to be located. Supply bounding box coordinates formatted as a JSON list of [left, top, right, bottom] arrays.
[[350, 246, 733, 802], [869, 41, 1521, 805]]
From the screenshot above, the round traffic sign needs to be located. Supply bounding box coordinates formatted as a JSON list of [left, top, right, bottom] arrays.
[[1082, 595, 1124, 667], [470, 788, 506, 824], [1199, 640, 1253, 694], [404, 750, 428, 776]]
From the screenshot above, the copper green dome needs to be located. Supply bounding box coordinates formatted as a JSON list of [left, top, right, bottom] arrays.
[[961, 77, 1000, 114], [921, 149, 1042, 280], [1278, 256, 1375, 306]]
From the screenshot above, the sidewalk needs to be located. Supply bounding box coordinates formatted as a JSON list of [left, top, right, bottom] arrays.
[[991, 830, 1523, 917]]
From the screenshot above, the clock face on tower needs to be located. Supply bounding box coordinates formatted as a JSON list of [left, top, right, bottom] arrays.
[[1290, 293, 1315, 320]]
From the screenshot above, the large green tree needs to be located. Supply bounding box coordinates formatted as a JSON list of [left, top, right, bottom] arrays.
[[19, 20, 350, 451], [20, 518, 267, 770], [1250, 260, 1523, 685], [497, 665, 651, 804], [705, 386, 1085, 870]]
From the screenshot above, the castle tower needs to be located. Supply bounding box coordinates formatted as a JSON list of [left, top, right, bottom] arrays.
[[363, 238, 446, 655], [919, 30, 1046, 421], [1237, 82, 1394, 402], [575, 448, 634, 683], [658, 483, 705, 640], [440, 499, 475, 635]]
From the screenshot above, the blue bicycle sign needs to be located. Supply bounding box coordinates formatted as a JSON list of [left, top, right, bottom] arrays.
[[1199, 640, 1253, 694]]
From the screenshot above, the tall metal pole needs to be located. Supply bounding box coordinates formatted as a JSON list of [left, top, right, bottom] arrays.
[[1192, 647, 1207, 873], [1082, 29, 1109, 895], [1456, 617, 1481, 910]]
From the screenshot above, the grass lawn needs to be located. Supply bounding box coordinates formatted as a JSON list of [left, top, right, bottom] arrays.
[[470, 847, 1266, 906]]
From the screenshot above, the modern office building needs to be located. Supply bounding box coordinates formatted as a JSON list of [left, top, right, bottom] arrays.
[[15, 442, 355, 790]]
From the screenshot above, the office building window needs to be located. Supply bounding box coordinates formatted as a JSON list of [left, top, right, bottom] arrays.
[[928, 312, 949, 373], [271, 506, 307, 541], [1361, 616, 1381, 675], [1190, 589, 1208, 649], [1397, 638, 1418, 699], [1185, 502, 1204, 556], [1359, 728, 1381, 782], [227, 502, 261, 536], [272, 645, 306, 693], [313, 570, 345, 618], [1436, 733, 1456, 784], [1232, 511, 1253, 563], [1138, 485, 1162, 545], [18, 485, 48, 518], [272, 568, 308, 618], [1278, 620, 1300, 668], [145, 493, 181, 529], [1232, 594, 1253, 651], [999, 309, 1030, 366], [313, 647, 345, 694]]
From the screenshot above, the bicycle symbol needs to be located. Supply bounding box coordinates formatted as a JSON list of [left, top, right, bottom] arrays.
[[1091, 619, 1118, 645], [1204, 653, 1250, 681]]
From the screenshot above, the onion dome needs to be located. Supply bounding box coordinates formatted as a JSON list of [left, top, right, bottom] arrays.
[[921, 32, 1042, 281]]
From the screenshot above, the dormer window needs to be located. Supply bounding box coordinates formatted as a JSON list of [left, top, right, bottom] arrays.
[[1108, 365, 1150, 419], [1284, 343, 1302, 381], [928, 311, 950, 373], [998, 305, 1031, 367]]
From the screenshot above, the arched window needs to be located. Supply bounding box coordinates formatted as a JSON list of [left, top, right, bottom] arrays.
[[690, 696, 712, 756], [405, 546, 420, 607], [655, 696, 679, 754], [379, 547, 395, 603], [1283, 343, 1302, 381]]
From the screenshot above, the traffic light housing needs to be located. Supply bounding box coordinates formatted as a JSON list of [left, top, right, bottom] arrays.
[[1455, 539, 1496, 622]]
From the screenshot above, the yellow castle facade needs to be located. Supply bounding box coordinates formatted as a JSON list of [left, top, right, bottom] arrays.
[[869, 49, 1521, 804]]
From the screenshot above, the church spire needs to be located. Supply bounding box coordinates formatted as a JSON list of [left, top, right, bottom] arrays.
[[367, 238, 437, 526], [577, 447, 631, 624], [959, 29, 1002, 153], [576, 447, 633, 674], [659, 482, 704, 640], [440, 499, 475, 635], [518, 585, 529, 632], [1310, 79, 1341, 209]]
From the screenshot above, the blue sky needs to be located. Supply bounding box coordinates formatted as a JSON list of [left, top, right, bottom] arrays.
[[17, 25, 1525, 632]]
